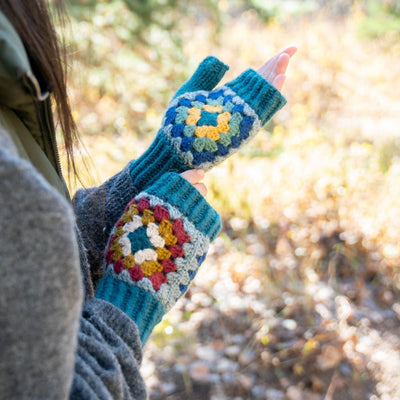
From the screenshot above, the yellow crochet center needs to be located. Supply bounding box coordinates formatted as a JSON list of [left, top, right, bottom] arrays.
[[142, 209, 155, 225], [129, 204, 139, 214], [113, 226, 125, 240], [164, 234, 177, 246], [159, 219, 172, 235], [141, 260, 163, 276], [123, 254, 136, 269], [121, 204, 139, 223], [121, 213, 131, 224], [186, 104, 232, 144], [159, 220, 177, 246], [195, 126, 220, 140], [112, 247, 123, 262], [156, 247, 171, 260], [203, 104, 223, 113], [110, 239, 122, 253], [194, 111, 231, 141], [217, 112, 230, 133], [186, 107, 201, 125]]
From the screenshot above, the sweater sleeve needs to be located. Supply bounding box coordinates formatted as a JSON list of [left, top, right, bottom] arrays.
[[72, 163, 140, 289], [71, 299, 146, 399], [0, 136, 146, 399]]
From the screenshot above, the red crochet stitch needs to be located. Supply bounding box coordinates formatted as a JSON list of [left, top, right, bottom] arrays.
[[153, 204, 170, 222], [161, 259, 177, 273], [168, 245, 184, 258], [149, 272, 167, 291], [172, 219, 191, 245], [129, 265, 144, 281], [137, 198, 150, 213]]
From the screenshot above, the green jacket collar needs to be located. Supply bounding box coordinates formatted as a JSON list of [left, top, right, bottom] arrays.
[[0, 11, 49, 107], [0, 11, 68, 197]]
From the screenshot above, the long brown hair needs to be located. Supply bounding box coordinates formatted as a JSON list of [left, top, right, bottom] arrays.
[[0, 0, 79, 179]]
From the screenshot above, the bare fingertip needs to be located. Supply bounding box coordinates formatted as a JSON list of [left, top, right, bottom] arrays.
[[281, 45, 297, 57], [180, 170, 190, 178], [278, 53, 290, 62]]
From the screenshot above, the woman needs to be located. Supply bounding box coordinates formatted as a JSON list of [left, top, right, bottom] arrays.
[[0, 1, 295, 398]]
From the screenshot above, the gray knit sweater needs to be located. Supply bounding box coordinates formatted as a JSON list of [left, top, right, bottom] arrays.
[[0, 125, 147, 399]]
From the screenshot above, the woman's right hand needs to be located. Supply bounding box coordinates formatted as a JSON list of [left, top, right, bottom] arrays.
[[257, 45, 297, 91]]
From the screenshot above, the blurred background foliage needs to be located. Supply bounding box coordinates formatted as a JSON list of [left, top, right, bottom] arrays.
[[63, 0, 400, 399]]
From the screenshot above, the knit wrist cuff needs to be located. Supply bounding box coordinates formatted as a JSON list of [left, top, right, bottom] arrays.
[[129, 133, 188, 192], [139, 172, 221, 241], [225, 69, 287, 125], [95, 275, 164, 345]]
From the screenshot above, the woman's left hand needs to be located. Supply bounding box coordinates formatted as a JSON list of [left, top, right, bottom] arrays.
[[180, 169, 207, 197]]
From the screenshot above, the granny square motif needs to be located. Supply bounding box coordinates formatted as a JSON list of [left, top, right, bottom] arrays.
[[105, 194, 209, 311], [162, 86, 262, 170]]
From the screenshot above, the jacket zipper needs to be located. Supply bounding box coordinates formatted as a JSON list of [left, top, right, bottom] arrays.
[[24, 72, 64, 180], [24, 73, 70, 199], [42, 97, 63, 179], [25, 72, 63, 177]]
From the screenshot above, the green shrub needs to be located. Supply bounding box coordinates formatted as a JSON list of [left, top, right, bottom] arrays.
[[358, 0, 400, 39]]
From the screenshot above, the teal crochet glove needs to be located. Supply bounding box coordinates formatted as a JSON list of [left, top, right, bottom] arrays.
[[130, 56, 287, 190], [95, 172, 221, 344]]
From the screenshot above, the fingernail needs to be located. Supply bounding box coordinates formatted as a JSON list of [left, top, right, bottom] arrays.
[[282, 45, 297, 55]]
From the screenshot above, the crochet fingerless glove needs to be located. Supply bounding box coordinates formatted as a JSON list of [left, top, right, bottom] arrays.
[[130, 56, 287, 190], [95, 172, 221, 344]]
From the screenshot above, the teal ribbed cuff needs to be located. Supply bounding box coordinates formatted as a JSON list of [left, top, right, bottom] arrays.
[[225, 69, 287, 125], [173, 56, 229, 99], [96, 275, 165, 345], [129, 132, 188, 191], [143, 172, 221, 241]]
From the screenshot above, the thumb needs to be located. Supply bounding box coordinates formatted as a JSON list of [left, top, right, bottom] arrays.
[[173, 56, 229, 99]]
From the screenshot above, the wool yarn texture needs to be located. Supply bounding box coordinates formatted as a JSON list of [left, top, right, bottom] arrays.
[[96, 172, 221, 344], [98, 56, 288, 344], [129, 56, 287, 190]]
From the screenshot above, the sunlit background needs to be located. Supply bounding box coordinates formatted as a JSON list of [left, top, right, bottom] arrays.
[[63, 0, 400, 398]]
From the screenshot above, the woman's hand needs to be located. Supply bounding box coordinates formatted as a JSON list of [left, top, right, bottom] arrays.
[[162, 49, 298, 197], [179, 47, 298, 197], [257, 45, 297, 90], [181, 169, 207, 197]]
